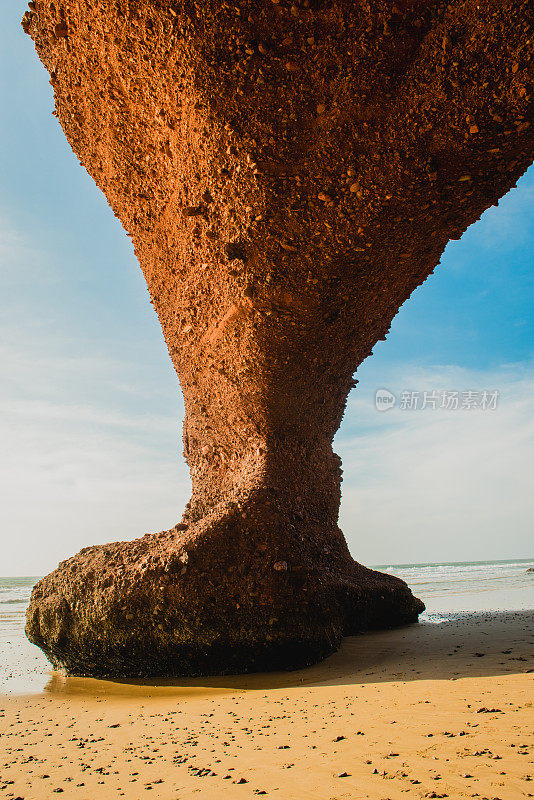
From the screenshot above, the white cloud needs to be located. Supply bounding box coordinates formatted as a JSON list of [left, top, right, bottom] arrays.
[[2, 338, 532, 574], [337, 362, 534, 566], [0, 379, 190, 576], [0, 216, 188, 575]]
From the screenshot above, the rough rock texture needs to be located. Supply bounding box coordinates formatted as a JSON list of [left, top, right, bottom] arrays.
[[24, 0, 533, 677]]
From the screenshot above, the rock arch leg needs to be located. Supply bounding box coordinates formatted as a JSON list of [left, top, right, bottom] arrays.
[[26, 347, 424, 677], [23, 0, 533, 676]]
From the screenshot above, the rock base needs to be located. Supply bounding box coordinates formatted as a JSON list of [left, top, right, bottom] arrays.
[[26, 507, 423, 678]]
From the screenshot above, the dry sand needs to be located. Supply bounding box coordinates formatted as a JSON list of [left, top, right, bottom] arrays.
[[1, 611, 532, 800]]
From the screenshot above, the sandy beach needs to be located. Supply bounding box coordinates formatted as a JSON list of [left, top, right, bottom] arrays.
[[1, 610, 532, 800], [3, 1, 534, 798]]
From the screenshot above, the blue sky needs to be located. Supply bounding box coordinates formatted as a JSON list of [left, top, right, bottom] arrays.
[[1, 2, 533, 574]]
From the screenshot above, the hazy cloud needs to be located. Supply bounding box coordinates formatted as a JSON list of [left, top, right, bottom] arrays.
[[337, 362, 534, 565], [0, 362, 189, 575]]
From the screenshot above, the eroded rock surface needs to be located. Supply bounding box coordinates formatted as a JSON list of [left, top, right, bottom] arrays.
[[24, 0, 533, 677]]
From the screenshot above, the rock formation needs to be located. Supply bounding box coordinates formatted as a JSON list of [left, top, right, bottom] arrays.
[[24, 0, 533, 677]]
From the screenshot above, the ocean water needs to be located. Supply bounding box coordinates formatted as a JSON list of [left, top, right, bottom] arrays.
[[0, 576, 49, 695], [0, 559, 532, 694], [375, 557, 534, 618]]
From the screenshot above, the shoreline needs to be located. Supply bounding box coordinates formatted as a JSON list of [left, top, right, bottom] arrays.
[[3, 557, 533, 697], [1, 610, 532, 799]]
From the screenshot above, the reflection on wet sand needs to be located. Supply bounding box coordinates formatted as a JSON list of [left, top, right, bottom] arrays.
[[39, 610, 533, 698]]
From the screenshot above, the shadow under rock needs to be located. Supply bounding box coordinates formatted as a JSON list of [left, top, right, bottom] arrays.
[[44, 609, 533, 698]]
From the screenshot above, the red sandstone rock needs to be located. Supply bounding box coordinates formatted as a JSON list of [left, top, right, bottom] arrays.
[[24, 0, 533, 677]]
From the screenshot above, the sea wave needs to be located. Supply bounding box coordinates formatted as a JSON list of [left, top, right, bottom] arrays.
[[0, 599, 29, 605]]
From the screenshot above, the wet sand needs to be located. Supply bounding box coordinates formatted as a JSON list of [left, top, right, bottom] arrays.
[[1, 611, 532, 800]]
